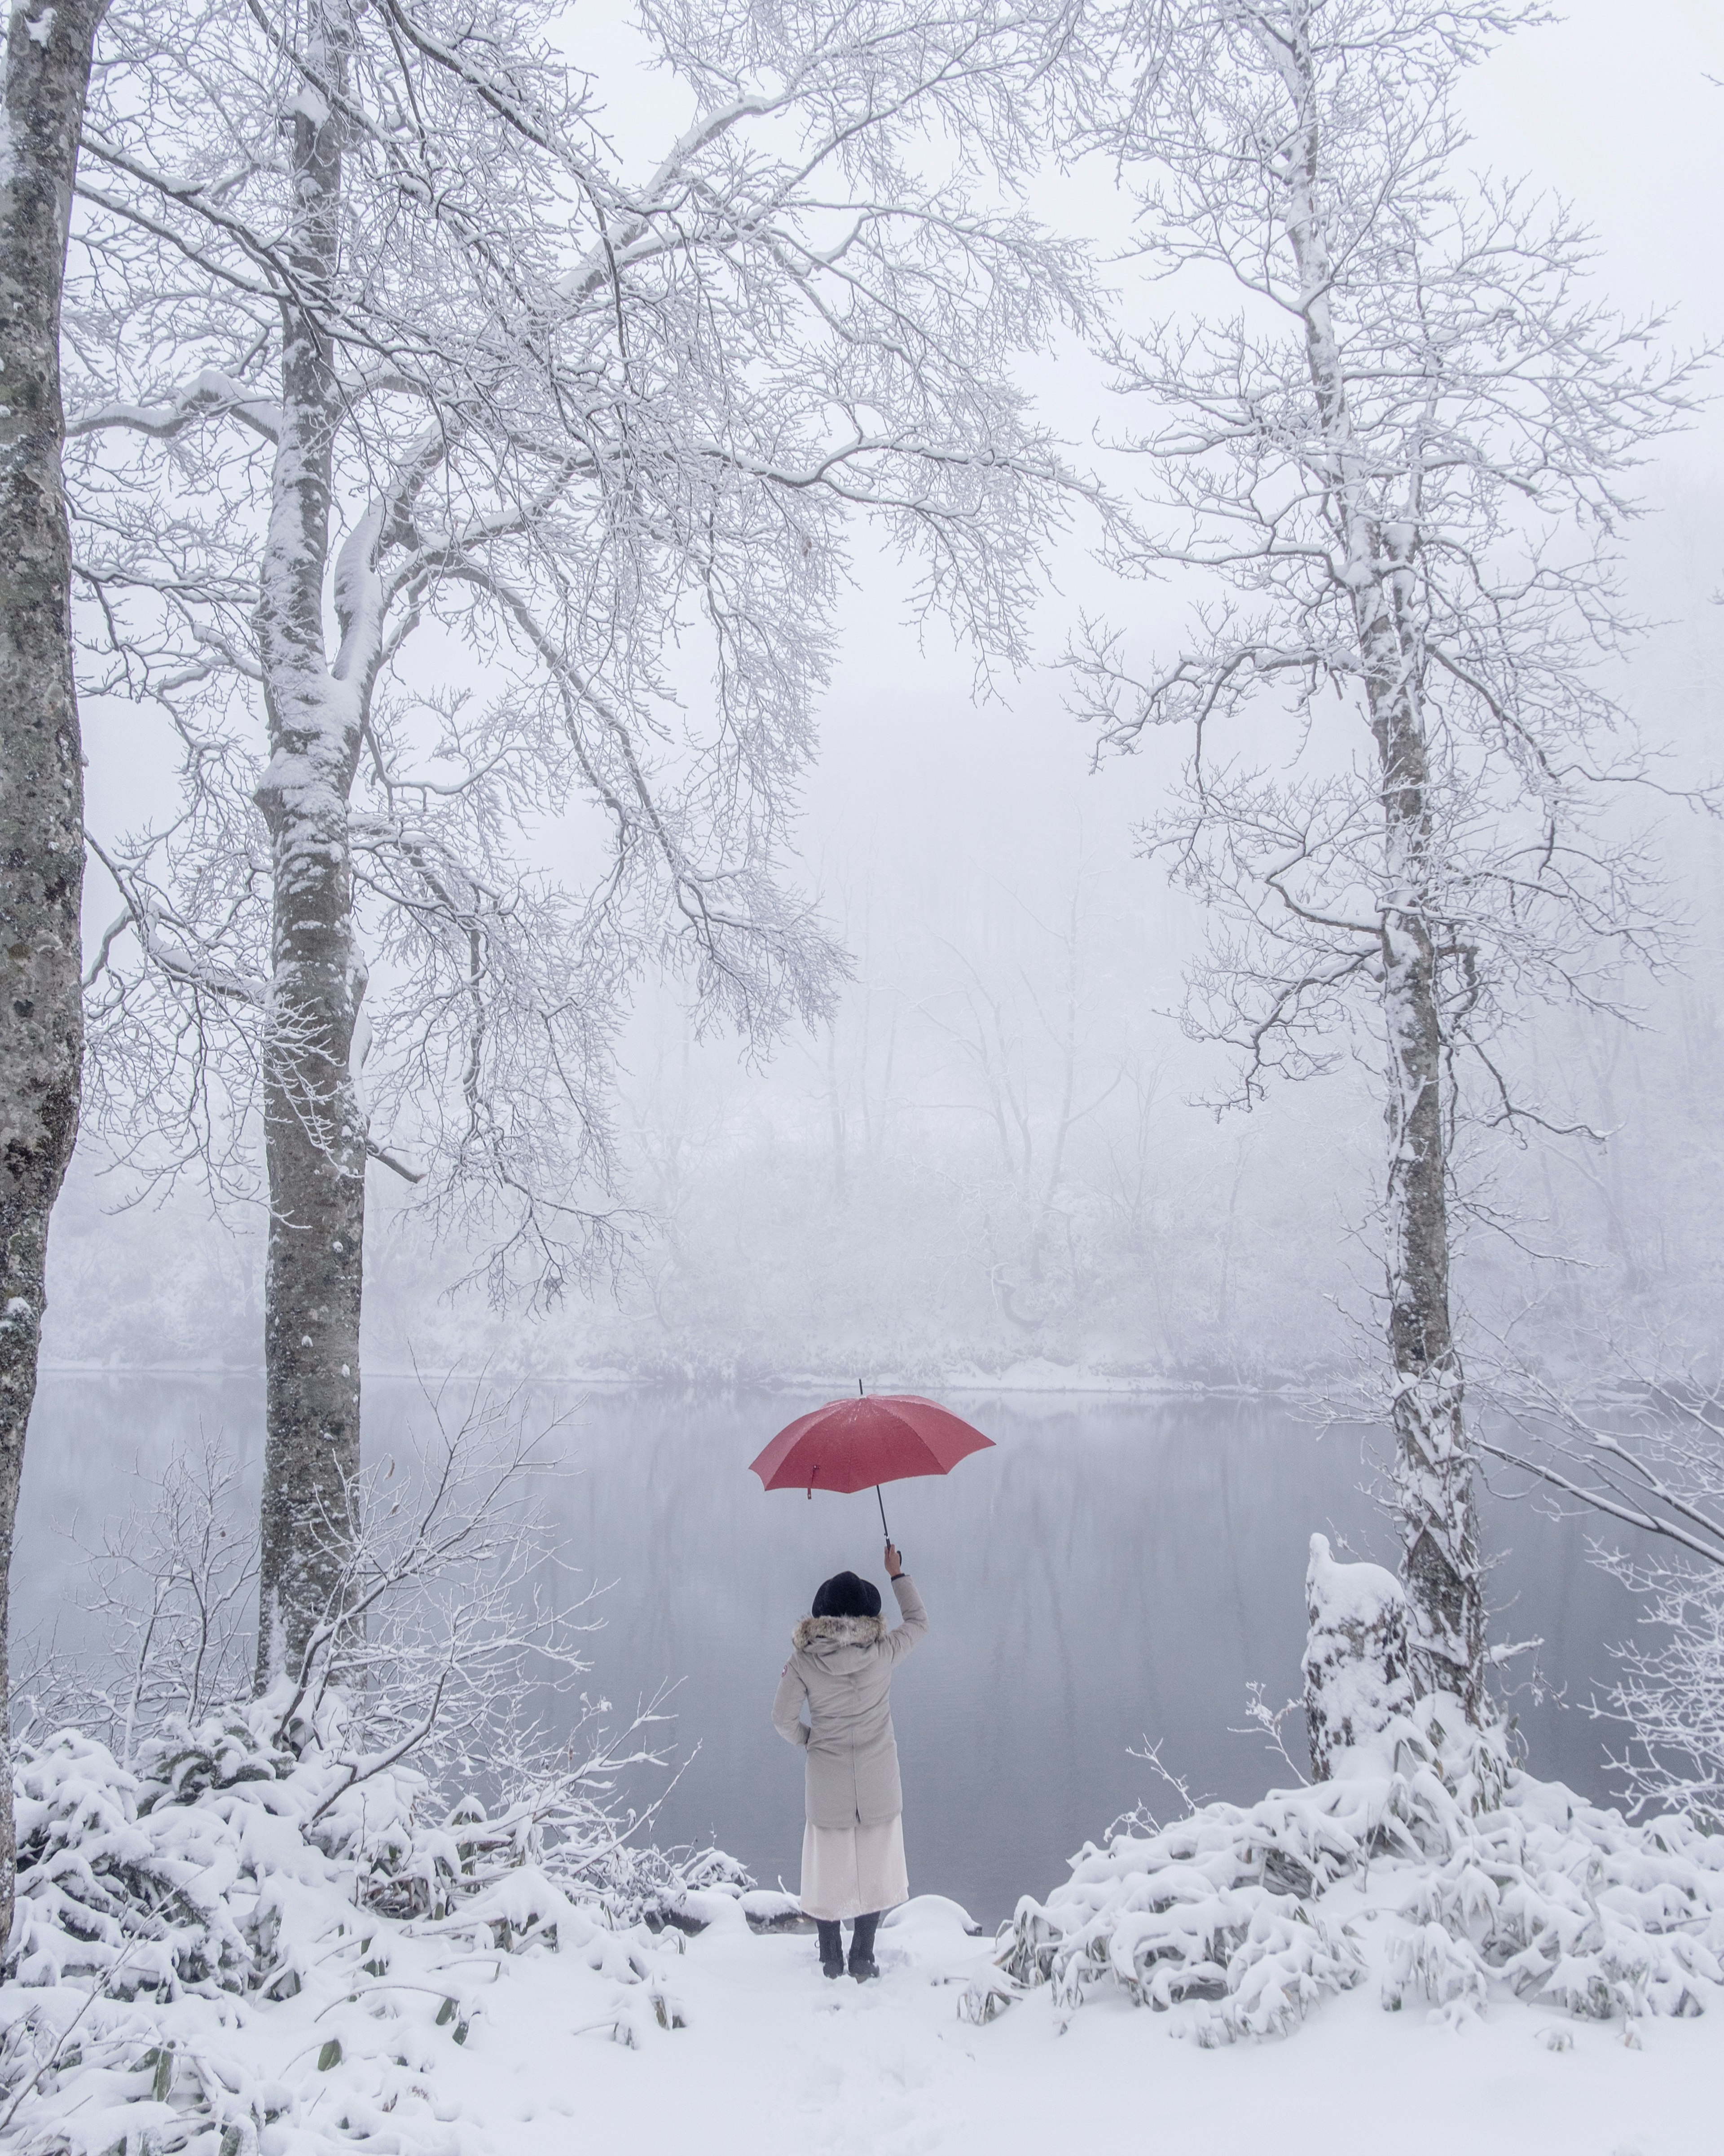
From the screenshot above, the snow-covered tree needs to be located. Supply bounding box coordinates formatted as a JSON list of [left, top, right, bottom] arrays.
[[67, 0, 1092, 1679], [1068, 0, 1700, 1715], [0, 0, 113, 1959]]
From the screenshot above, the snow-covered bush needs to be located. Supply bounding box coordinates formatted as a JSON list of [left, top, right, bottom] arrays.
[[1, 1698, 733, 2153], [1007, 1695, 1724, 2043], [1005, 1545, 1724, 2044], [1, 1385, 741, 2149], [1003, 1766, 1372, 2041]]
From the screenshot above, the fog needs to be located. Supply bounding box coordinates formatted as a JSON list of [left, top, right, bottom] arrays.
[[44, 0, 1724, 1396]]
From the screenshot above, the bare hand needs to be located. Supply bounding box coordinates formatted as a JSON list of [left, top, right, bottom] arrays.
[[884, 1541, 903, 1578]]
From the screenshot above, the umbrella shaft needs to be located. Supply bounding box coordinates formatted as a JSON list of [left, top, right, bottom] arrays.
[[876, 1484, 889, 1541]]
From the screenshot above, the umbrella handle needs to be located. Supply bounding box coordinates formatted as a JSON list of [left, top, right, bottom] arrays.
[[876, 1483, 897, 1565]]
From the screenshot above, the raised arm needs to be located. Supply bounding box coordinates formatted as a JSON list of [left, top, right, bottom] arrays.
[[883, 1569, 928, 1664], [773, 1656, 810, 1747]]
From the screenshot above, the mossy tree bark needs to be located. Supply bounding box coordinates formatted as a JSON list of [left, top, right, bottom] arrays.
[[0, 0, 111, 1946]]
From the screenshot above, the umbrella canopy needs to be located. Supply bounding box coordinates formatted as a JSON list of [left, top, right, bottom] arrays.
[[749, 1394, 994, 1499]]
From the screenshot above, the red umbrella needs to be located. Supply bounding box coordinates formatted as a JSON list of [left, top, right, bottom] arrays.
[[748, 1390, 995, 1541]]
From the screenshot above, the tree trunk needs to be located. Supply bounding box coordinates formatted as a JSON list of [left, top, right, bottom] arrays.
[[1273, 9, 1485, 1714], [1372, 670, 1484, 1717], [0, 0, 109, 1947], [252, 14, 368, 1690]]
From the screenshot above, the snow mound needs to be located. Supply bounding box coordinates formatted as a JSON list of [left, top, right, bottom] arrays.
[[883, 1895, 983, 1938], [1004, 1697, 1724, 2043]]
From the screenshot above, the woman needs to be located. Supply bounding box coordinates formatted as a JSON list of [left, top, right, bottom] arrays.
[[772, 1539, 928, 1981]]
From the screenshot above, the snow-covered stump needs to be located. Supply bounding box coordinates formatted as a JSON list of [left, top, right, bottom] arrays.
[[1302, 1534, 1414, 1781]]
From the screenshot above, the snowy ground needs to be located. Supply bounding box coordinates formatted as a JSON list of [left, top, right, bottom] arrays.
[[356, 1894, 1715, 2156], [8, 1554, 1718, 2156], [8, 1745, 1719, 2156]]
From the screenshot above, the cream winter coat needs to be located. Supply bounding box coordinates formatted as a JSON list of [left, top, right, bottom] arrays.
[[772, 1574, 928, 1829]]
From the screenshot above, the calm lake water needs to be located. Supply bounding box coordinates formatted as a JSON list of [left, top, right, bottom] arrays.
[[16, 1375, 1654, 1925]]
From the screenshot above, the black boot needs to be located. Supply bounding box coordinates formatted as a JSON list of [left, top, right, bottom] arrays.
[[816, 1920, 845, 1979], [849, 1912, 881, 1982]]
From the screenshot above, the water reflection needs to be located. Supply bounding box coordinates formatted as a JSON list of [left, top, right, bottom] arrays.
[[18, 1375, 1649, 1924]]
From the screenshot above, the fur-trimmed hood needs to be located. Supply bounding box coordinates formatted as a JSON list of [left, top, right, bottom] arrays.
[[792, 1611, 888, 1653]]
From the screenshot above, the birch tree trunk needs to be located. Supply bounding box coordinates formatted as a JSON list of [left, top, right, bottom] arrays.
[[251, 13, 368, 1689], [0, 0, 109, 1942]]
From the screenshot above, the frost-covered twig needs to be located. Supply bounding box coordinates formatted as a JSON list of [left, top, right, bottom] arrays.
[[1230, 1686, 1310, 1787], [1475, 1341, 1724, 1819], [59, 1433, 257, 1765]]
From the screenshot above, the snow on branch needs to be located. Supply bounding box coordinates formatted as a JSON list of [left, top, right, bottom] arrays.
[[1476, 1339, 1724, 1821], [68, 368, 282, 444]]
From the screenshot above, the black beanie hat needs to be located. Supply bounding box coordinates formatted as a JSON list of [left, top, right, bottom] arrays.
[[812, 1570, 882, 1620]]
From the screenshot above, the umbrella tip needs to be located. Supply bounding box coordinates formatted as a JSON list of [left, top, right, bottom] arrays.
[[858, 1376, 864, 1397]]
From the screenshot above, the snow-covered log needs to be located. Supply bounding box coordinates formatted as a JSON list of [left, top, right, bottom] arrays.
[[1302, 1533, 1413, 1780]]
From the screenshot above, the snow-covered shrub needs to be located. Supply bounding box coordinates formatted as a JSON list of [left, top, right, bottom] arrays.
[[1007, 1697, 1724, 2041], [12, 1685, 735, 1990], [1, 1703, 735, 2154], [1005, 1546, 1724, 2043], [2, 1384, 739, 2149], [1003, 1766, 1371, 2040], [9, 1731, 261, 1997]]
